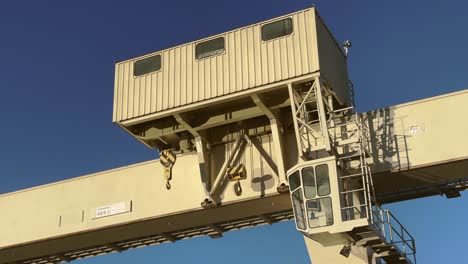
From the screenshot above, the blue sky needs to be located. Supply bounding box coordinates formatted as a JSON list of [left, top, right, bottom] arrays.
[[0, 0, 467, 263]]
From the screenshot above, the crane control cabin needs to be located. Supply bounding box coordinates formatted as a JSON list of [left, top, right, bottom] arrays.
[[2, 5, 468, 264]]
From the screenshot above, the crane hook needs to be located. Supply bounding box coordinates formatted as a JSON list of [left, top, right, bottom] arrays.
[[234, 180, 242, 196], [166, 180, 171, 190]]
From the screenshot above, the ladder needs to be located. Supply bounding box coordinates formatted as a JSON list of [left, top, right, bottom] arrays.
[[332, 109, 375, 223]]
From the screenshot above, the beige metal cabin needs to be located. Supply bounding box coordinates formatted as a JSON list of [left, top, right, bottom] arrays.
[[113, 6, 350, 146]]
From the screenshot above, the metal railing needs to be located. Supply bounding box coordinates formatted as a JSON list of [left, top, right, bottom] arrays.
[[293, 81, 333, 153], [372, 209, 417, 264]]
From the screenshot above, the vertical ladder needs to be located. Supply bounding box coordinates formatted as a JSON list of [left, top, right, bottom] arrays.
[[332, 109, 376, 222]]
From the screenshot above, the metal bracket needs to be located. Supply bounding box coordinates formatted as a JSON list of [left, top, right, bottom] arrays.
[[209, 135, 247, 198]]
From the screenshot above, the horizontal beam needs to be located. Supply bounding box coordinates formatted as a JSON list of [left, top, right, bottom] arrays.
[[138, 101, 290, 142]]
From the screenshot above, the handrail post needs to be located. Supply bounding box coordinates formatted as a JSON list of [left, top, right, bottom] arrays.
[[401, 224, 407, 256], [379, 210, 385, 239], [386, 210, 393, 243]]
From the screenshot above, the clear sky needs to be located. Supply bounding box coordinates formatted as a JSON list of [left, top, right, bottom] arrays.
[[0, 0, 467, 263]]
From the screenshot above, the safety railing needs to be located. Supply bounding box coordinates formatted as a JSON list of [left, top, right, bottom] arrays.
[[372, 208, 417, 264], [293, 80, 334, 153]]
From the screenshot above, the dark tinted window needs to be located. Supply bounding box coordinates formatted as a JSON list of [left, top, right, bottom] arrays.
[[292, 189, 306, 230], [195, 37, 225, 59], [316, 164, 330, 196], [261, 18, 293, 41], [307, 197, 333, 228], [302, 167, 316, 199], [134, 55, 161, 76], [288, 171, 301, 191]]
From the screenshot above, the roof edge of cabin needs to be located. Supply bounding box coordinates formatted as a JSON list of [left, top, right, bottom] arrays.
[[115, 6, 317, 65]]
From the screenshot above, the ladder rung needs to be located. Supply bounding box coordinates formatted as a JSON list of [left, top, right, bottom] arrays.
[[334, 138, 360, 146], [340, 188, 365, 194], [339, 173, 363, 179], [337, 152, 361, 160], [333, 106, 354, 113], [341, 204, 365, 210]]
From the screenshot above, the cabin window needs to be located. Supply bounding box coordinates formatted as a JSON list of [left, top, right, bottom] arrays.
[[307, 197, 333, 228], [134, 55, 161, 76], [316, 164, 330, 196], [302, 167, 317, 199], [195, 37, 225, 59], [292, 188, 307, 230], [261, 18, 293, 41], [289, 170, 301, 191]]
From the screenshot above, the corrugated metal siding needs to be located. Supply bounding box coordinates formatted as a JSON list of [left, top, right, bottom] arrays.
[[113, 8, 319, 122], [315, 13, 351, 106]]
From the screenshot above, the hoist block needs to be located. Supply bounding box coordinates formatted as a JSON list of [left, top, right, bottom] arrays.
[[227, 164, 246, 181]]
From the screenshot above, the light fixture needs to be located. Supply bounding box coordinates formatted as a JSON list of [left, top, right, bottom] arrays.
[[340, 244, 351, 258], [342, 40, 352, 56]]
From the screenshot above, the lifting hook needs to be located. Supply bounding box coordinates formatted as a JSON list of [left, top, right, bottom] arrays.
[[160, 149, 176, 190]]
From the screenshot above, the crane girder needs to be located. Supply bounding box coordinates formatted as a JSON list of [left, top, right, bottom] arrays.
[[1, 89, 467, 263]]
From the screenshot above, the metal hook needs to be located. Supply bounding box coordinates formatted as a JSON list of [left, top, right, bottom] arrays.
[[166, 181, 171, 190], [234, 180, 242, 196]]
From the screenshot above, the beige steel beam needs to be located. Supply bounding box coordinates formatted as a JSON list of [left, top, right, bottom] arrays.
[[364, 89, 468, 203], [251, 94, 288, 186], [0, 154, 292, 263]]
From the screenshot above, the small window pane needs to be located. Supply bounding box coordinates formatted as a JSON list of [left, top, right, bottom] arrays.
[[288, 171, 301, 191], [134, 55, 161, 76], [307, 197, 333, 228], [316, 164, 330, 196], [196, 37, 225, 59], [302, 167, 316, 199], [261, 18, 293, 41], [292, 188, 306, 230]]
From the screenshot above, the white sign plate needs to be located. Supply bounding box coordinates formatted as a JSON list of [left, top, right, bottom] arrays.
[[94, 201, 131, 219], [409, 123, 426, 135]]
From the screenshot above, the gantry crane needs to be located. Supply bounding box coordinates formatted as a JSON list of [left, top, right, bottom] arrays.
[[1, 6, 467, 264]]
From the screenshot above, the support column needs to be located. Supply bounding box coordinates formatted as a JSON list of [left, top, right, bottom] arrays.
[[314, 77, 331, 152], [287, 83, 304, 162], [251, 94, 288, 188], [173, 113, 212, 198]]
